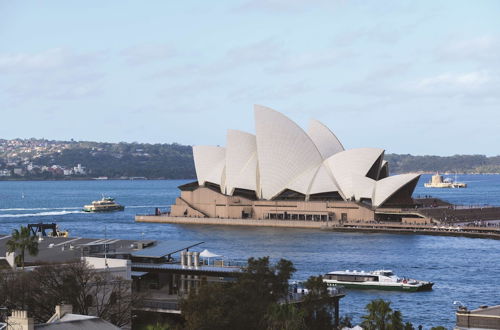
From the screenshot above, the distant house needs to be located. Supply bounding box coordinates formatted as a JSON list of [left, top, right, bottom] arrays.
[[12, 168, 24, 176], [72, 164, 86, 175], [0, 169, 11, 177], [5, 305, 119, 330]]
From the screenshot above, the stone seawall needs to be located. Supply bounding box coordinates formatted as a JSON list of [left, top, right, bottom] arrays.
[[135, 215, 329, 229], [135, 215, 500, 239]]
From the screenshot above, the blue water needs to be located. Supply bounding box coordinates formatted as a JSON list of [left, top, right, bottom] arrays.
[[1, 174, 499, 328]]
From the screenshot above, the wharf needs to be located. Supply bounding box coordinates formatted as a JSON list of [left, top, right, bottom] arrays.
[[135, 215, 500, 239], [135, 215, 330, 229]]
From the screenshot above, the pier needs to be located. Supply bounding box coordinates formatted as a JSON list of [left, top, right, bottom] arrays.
[[135, 215, 500, 240]]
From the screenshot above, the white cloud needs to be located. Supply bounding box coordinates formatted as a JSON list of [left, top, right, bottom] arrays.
[[228, 81, 309, 102], [0, 48, 105, 103], [225, 39, 284, 64], [148, 39, 284, 79], [268, 48, 352, 73], [121, 43, 176, 65], [236, 0, 334, 13], [437, 35, 500, 62], [416, 71, 491, 89], [0, 48, 101, 74]]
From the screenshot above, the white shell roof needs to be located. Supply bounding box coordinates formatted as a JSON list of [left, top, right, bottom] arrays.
[[225, 130, 258, 195], [191, 106, 420, 208], [326, 148, 384, 178], [308, 119, 344, 159], [287, 164, 319, 195], [372, 173, 420, 207], [254, 105, 323, 200], [192, 145, 226, 188], [308, 163, 339, 195], [325, 148, 384, 201]]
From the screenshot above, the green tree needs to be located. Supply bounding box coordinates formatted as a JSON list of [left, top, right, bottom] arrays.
[[430, 327, 446, 330], [143, 322, 174, 330], [404, 321, 415, 330], [362, 299, 401, 330], [6, 226, 38, 269], [302, 276, 334, 330], [0, 261, 137, 327], [265, 303, 306, 330], [181, 257, 296, 330], [388, 310, 404, 330], [339, 315, 353, 328]]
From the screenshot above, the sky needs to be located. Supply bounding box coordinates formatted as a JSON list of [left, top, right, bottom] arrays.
[[0, 0, 499, 155]]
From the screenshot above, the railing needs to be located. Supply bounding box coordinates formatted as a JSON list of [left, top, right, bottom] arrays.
[[281, 286, 346, 304], [136, 299, 179, 311]]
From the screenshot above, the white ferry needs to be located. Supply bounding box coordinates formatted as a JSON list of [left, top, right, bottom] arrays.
[[83, 197, 125, 212], [323, 269, 433, 292], [424, 173, 467, 188]]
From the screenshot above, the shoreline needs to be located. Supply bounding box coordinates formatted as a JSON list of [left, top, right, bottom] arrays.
[[2, 173, 500, 182], [0, 177, 195, 182], [135, 215, 500, 240]]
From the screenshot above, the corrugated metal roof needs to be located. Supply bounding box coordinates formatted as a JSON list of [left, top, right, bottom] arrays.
[[131, 240, 204, 258], [131, 271, 149, 277], [36, 318, 119, 329]]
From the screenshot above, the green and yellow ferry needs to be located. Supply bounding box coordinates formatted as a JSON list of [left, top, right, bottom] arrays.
[[323, 269, 433, 292]]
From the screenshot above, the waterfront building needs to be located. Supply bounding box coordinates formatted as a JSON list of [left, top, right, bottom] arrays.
[[455, 305, 500, 329], [0, 233, 344, 327], [168, 105, 423, 223], [4, 305, 120, 330]]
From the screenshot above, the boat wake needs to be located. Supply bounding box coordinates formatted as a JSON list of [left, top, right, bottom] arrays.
[[0, 210, 84, 218], [126, 205, 162, 209], [0, 207, 80, 212]]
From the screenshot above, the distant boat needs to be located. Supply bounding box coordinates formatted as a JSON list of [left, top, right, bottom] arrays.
[[83, 197, 125, 212], [130, 176, 147, 180], [424, 173, 467, 188]]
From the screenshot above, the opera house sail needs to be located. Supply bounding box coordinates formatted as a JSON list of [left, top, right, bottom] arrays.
[[170, 105, 421, 223]]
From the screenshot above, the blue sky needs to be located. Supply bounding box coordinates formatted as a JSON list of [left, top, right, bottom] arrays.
[[1, 0, 499, 155]]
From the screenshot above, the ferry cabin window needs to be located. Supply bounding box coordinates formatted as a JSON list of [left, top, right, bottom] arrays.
[[333, 275, 378, 282]]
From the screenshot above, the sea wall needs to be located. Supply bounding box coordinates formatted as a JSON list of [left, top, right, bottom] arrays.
[[135, 215, 500, 239], [136, 215, 331, 229]]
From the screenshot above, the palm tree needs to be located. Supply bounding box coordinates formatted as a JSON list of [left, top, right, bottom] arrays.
[[361, 299, 394, 330], [388, 310, 404, 330], [6, 226, 39, 269]]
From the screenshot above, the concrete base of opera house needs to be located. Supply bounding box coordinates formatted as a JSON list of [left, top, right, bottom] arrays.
[[135, 215, 335, 229], [134, 215, 500, 239]]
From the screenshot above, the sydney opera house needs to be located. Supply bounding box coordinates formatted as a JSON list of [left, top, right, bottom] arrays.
[[169, 105, 423, 223]]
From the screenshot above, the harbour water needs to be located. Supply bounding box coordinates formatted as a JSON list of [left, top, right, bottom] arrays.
[[1, 174, 499, 328]]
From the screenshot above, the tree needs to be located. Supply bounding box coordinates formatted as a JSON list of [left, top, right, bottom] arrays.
[[181, 257, 296, 330], [6, 226, 38, 269], [0, 261, 137, 327], [264, 303, 306, 330], [339, 315, 353, 328], [388, 310, 404, 330], [143, 322, 174, 330], [362, 299, 402, 330], [302, 276, 334, 330], [404, 321, 415, 330]]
